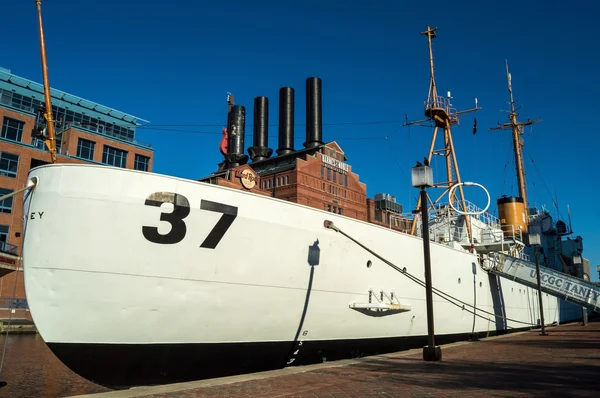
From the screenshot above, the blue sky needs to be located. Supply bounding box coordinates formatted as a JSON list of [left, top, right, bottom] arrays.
[[4, 1, 599, 279]]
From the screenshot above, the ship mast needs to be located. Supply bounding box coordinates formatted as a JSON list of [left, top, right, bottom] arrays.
[[405, 25, 480, 243], [490, 60, 540, 215], [35, 0, 57, 163]]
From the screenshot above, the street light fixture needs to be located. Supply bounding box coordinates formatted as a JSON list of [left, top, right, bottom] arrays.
[[529, 225, 548, 336], [412, 162, 441, 361]]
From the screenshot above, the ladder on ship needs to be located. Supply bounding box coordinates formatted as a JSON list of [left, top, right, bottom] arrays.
[[486, 253, 600, 312]]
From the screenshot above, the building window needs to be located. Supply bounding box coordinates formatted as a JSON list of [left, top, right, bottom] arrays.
[[345, 174, 348, 187], [102, 146, 128, 168], [338, 207, 342, 215], [327, 204, 332, 212], [0, 152, 19, 178], [333, 171, 337, 183], [0, 225, 8, 250], [134, 154, 150, 171], [0, 188, 13, 213], [285, 175, 289, 185], [1, 117, 24, 142], [76, 138, 95, 160]]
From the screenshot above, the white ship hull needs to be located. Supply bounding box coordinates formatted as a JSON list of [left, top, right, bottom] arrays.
[[22, 164, 579, 388]]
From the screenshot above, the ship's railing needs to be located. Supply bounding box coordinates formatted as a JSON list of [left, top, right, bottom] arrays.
[[501, 224, 524, 242], [434, 199, 500, 229], [424, 96, 457, 115]]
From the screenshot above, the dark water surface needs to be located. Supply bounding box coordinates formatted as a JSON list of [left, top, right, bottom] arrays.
[[0, 334, 110, 398]]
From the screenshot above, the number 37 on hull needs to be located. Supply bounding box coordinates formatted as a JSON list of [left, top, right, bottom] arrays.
[[141, 191, 238, 248]]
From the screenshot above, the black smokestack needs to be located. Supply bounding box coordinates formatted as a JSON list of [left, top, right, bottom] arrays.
[[248, 96, 272, 162], [305, 77, 323, 149], [277, 87, 295, 155], [226, 105, 248, 167]]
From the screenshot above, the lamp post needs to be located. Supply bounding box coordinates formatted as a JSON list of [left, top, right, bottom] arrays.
[[529, 226, 548, 336], [412, 162, 441, 361]]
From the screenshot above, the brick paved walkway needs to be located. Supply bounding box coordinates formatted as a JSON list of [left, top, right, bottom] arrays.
[[76, 319, 600, 398]]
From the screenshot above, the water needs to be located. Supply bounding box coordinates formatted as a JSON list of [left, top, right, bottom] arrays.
[[0, 334, 110, 398]]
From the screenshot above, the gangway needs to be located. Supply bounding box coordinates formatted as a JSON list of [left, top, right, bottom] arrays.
[[486, 253, 600, 312]]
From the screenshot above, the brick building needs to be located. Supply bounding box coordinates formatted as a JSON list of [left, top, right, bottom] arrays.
[[0, 67, 153, 318], [198, 77, 412, 235]]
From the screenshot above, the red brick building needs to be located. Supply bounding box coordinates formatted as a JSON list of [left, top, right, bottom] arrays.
[[199, 78, 411, 237], [0, 67, 153, 319]]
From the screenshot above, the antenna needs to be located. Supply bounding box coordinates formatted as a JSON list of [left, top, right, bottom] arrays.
[[567, 204, 573, 234], [404, 25, 481, 243]]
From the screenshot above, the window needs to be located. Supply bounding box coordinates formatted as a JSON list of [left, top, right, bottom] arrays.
[[320, 166, 324, 179], [76, 138, 96, 160], [0, 152, 19, 178], [102, 146, 128, 168], [1, 117, 24, 142], [0, 225, 8, 244], [326, 168, 331, 180], [333, 171, 337, 183], [327, 204, 332, 212], [134, 154, 150, 171], [285, 175, 289, 185], [345, 174, 348, 187], [0, 188, 13, 213], [338, 207, 342, 215]]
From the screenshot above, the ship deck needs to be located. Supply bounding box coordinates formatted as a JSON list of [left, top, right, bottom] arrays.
[[72, 317, 600, 398]]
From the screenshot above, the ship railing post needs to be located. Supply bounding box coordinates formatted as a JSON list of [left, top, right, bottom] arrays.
[[412, 162, 441, 361]]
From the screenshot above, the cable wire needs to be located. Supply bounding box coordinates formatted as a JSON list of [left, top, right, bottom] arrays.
[[324, 221, 535, 328]]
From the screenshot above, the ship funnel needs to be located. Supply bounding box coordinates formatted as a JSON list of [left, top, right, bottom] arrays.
[[304, 77, 323, 149], [226, 104, 249, 167], [497, 196, 528, 237], [277, 87, 295, 155], [248, 96, 273, 162]]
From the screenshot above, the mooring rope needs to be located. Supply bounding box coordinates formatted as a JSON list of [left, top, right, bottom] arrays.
[[324, 220, 535, 328]]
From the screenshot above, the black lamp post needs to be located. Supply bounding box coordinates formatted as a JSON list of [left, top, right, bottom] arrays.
[[412, 162, 441, 361], [529, 226, 548, 336]]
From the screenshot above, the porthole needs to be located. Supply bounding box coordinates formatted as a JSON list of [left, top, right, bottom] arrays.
[[366, 260, 372, 268], [458, 278, 461, 284], [479, 282, 482, 287]]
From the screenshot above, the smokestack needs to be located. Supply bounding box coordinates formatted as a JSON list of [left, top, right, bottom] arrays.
[[248, 96, 273, 162], [226, 104, 248, 167], [305, 77, 323, 149], [277, 87, 295, 155]]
